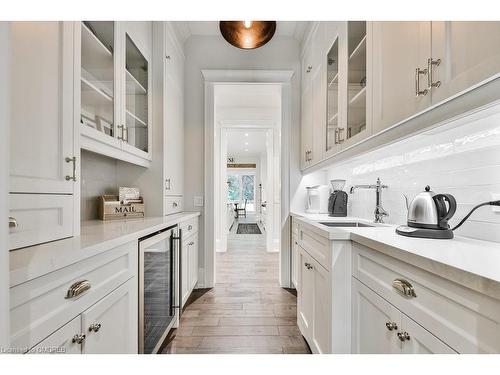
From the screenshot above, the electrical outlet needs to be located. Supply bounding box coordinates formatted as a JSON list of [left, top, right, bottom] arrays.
[[492, 193, 500, 213], [194, 196, 204, 207]]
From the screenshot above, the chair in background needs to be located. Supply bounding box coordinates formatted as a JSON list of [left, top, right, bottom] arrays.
[[235, 199, 248, 218]]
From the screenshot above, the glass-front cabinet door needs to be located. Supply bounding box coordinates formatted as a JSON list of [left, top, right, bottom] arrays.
[[80, 21, 116, 140], [346, 21, 368, 143], [326, 37, 340, 153], [79, 21, 152, 166]]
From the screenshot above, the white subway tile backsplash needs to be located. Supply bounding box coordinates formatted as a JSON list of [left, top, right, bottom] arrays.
[[320, 102, 500, 243]]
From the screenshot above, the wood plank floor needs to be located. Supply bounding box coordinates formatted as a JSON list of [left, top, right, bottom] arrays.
[[163, 215, 311, 354]]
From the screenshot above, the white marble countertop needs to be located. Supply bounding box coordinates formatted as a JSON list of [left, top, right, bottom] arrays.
[[291, 212, 500, 297], [9, 212, 201, 287]]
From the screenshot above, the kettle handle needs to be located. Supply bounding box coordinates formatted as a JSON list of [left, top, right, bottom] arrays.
[[433, 194, 457, 229]]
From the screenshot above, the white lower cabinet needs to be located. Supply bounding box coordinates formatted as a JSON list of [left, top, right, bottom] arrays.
[[351, 278, 455, 354], [29, 316, 82, 354], [81, 278, 138, 354], [297, 247, 314, 338], [180, 217, 199, 308]]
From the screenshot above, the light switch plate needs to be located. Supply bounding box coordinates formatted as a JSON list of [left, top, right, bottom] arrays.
[[194, 196, 204, 207], [492, 193, 500, 213]]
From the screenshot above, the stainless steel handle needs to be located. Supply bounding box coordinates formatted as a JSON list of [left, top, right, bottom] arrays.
[[188, 225, 193, 231], [397, 331, 411, 342], [9, 217, 18, 228], [385, 322, 398, 331], [88, 323, 101, 333], [415, 67, 429, 97], [334, 128, 339, 145], [188, 241, 194, 246], [306, 65, 312, 73], [117, 124, 123, 140], [165, 178, 171, 190], [165, 55, 171, 60], [65, 280, 91, 299], [65, 156, 77, 182], [338, 128, 345, 143], [392, 278, 417, 298], [123, 125, 129, 142], [427, 58, 441, 89], [72, 334, 86, 344], [304, 262, 313, 270]]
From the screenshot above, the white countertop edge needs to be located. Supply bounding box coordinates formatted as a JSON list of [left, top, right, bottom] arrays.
[[291, 212, 500, 296], [10, 212, 201, 287]]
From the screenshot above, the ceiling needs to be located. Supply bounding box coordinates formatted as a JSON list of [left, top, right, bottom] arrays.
[[227, 129, 268, 156], [174, 21, 309, 45]]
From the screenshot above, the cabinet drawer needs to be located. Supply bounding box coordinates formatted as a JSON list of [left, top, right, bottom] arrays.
[[180, 216, 198, 239], [9, 193, 74, 250], [164, 196, 183, 215], [297, 224, 331, 271], [27, 315, 82, 354], [352, 243, 500, 353], [10, 241, 137, 350]]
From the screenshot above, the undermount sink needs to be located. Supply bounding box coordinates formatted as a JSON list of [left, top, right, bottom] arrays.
[[318, 221, 375, 228]]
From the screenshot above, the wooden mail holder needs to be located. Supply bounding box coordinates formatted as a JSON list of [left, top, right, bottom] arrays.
[[98, 195, 145, 220]]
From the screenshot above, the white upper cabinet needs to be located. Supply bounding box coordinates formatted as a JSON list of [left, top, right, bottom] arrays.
[[79, 21, 153, 167], [430, 21, 500, 103], [10, 22, 75, 194], [300, 40, 314, 169], [372, 22, 432, 134]]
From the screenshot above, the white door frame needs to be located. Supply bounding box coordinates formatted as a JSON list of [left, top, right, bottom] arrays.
[[202, 69, 294, 288]]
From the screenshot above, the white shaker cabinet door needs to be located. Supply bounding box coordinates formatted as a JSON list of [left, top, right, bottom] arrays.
[[311, 259, 331, 354], [81, 278, 138, 354], [297, 247, 314, 341], [351, 278, 401, 354], [400, 314, 457, 354], [181, 239, 190, 307], [431, 21, 500, 104], [372, 22, 432, 135], [189, 233, 199, 291], [28, 316, 82, 354], [10, 22, 75, 194]]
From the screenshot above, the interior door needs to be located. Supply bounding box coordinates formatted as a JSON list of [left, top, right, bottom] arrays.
[[82, 278, 138, 354], [297, 246, 314, 340], [431, 21, 500, 104], [28, 316, 82, 354], [351, 278, 401, 354], [372, 21, 432, 134], [10, 22, 75, 194], [400, 313, 457, 354]]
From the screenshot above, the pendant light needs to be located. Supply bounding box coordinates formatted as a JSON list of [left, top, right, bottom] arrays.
[[219, 21, 276, 49]]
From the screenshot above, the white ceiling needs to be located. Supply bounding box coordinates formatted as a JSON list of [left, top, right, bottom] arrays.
[[174, 21, 309, 44], [227, 129, 268, 156]]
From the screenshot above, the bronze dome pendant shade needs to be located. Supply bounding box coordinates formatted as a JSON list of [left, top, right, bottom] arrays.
[[219, 21, 276, 49]]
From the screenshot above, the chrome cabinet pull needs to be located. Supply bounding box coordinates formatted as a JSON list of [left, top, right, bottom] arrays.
[[123, 125, 129, 142], [397, 331, 411, 342], [338, 128, 345, 143], [385, 322, 398, 331], [334, 128, 339, 145], [415, 67, 429, 96], [306, 65, 312, 73], [392, 278, 417, 298], [427, 58, 441, 89], [72, 334, 86, 344], [304, 262, 313, 270], [65, 157, 77, 182], [188, 225, 193, 231], [188, 241, 194, 246], [65, 280, 91, 299], [173, 202, 178, 208], [89, 323, 101, 333], [9, 217, 18, 228], [165, 178, 171, 190]]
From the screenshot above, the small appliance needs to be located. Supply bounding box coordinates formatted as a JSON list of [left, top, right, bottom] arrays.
[[306, 185, 330, 214], [328, 179, 348, 217], [396, 186, 456, 239]]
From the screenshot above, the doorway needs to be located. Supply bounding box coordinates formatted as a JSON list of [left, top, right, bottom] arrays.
[[202, 70, 293, 288]]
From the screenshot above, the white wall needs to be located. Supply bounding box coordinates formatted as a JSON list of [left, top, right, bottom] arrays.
[[0, 21, 10, 350], [301, 101, 500, 243], [184, 35, 301, 266]]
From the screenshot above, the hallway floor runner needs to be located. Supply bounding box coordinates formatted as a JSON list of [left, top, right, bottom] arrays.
[[236, 223, 262, 234]]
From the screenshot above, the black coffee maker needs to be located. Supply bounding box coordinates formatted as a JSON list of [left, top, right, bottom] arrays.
[[328, 179, 348, 217]]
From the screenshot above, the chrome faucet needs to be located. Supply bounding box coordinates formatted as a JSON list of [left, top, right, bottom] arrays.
[[350, 177, 389, 223]]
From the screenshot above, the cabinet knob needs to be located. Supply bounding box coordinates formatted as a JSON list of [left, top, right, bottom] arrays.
[[188, 225, 193, 231], [188, 241, 194, 246], [304, 262, 313, 270], [72, 334, 86, 344], [306, 65, 312, 73], [385, 322, 398, 331], [397, 331, 411, 342], [392, 278, 417, 298], [9, 216, 18, 228], [65, 280, 91, 299], [88, 323, 102, 333], [173, 202, 178, 207]]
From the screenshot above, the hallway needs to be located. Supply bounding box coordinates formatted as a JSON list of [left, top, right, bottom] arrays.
[[163, 216, 310, 354]]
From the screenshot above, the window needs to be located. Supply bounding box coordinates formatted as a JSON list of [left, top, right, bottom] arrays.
[[227, 173, 255, 210]]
